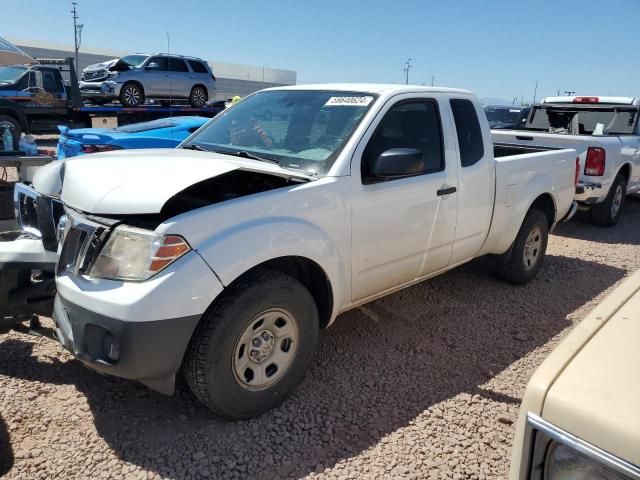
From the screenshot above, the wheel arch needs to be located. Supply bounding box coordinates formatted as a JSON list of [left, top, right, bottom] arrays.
[[0, 106, 29, 133], [191, 83, 208, 95], [529, 192, 556, 229], [617, 162, 632, 183], [226, 256, 334, 329], [121, 80, 145, 95]]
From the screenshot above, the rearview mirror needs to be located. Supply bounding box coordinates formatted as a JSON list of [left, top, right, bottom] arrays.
[[145, 62, 159, 70], [371, 148, 424, 179]]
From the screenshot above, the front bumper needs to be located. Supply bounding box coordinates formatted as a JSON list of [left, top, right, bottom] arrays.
[[0, 233, 57, 322], [79, 80, 120, 99], [53, 294, 200, 394], [52, 250, 224, 393]]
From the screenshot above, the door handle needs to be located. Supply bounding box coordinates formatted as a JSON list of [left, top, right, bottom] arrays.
[[437, 186, 457, 196]]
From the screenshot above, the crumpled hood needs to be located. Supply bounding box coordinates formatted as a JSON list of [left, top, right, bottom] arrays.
[[83, 59, 117, 72], [52, 148, 310, 215]]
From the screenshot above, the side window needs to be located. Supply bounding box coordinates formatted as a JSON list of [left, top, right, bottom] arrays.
[[188, 60, 209, 73], [168, 58, 189, 73], [148, 56, 169, 71], [450, 99, 484, 167], [35, 69, 61, 94], [362, 99, 444, 182]]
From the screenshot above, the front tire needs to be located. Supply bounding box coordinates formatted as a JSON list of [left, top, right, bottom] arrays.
[[183, 269, 319, 419], [119, 82, 144, 107], [591, 173, 626, 227], [0, 115, 22, 150], [189, 85, 208, 107], [497, 209, 549, 285]]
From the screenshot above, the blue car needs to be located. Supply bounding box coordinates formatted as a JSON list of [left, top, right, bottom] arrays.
[[56, 116, 209, 159]]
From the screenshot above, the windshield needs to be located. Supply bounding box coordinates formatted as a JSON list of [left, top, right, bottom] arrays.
[[182, 90, 376, 176], [120, 55, 148, 67], [526, 106, 639, 135], [0, 65, 27, 84], [485, 107, 524, 124]]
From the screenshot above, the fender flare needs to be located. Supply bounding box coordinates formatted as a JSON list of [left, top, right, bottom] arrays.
[[0, 98, 29, 132]]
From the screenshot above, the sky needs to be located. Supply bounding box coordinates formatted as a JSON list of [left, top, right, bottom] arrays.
[[2, 0, 639, 103]]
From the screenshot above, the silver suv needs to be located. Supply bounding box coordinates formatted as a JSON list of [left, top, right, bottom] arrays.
[[79, 53, 216, 107]]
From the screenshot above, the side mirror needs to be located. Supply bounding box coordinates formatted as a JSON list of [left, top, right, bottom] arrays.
[[145, 62, 159, 70], [370, 148, 424, 179]]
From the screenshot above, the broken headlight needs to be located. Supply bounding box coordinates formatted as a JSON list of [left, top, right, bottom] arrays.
[[89, 225, 190, 281]]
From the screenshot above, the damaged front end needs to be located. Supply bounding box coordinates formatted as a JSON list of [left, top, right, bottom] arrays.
[[0, 183, 62, 330]]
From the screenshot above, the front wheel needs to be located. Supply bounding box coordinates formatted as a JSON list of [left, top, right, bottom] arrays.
[[497, 209, 549, 285], [183, 269, 319, 419], [119, 82, 144, 107], [189, 85, 208, 107], [591, 173, 626, 227]]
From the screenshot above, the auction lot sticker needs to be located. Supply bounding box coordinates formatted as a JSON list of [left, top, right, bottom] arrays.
[[325, 96, 374, 107]]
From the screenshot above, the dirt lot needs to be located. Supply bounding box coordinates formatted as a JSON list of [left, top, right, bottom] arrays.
[[1, 201, 639, 480]]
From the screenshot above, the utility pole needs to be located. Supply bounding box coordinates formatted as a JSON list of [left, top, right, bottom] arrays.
[[404, 58, 412, 85], [564, 90, 576, 96], [431, 75, 434, 87], [71, 2, 83, 71], [532, 80, 539, 105]]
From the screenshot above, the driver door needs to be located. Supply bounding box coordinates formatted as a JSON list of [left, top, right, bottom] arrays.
[[350, 96, 459, 302]]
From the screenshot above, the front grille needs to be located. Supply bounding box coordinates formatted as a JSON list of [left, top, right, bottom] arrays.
[[14, 183, 64, 251], [57, 209, 111, 276], [82, 69, 107, 82]]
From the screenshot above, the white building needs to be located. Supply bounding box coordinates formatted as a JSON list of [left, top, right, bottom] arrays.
[[7, 37, 297, 101]]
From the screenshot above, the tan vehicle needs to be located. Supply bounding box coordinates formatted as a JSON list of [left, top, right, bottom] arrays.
[[510, 268, 640, 479]]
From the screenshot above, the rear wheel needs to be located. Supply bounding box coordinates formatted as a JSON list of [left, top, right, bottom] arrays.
[[119, 82, 144, 107], [497, 209, 549, 285], [591, 173, 626, 227], [183, 269, 319, 419], [0, 115, 22, 150], [189, 85, 208, 107]]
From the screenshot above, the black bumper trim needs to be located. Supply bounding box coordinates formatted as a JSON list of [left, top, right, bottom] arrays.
[[53, 294, 201, 394]]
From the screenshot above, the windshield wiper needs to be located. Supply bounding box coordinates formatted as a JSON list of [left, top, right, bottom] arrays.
[[229, 150, 280, 165], [182, 143, 210, 152]]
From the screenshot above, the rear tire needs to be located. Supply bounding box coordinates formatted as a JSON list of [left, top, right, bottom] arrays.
[[497, 209, 549, 285], [591, 173, 626, 227], [119, 82, 144, 107], [0, 115, 22, 150], [189, 85, 208, 107], [183, 269, 319, 419]]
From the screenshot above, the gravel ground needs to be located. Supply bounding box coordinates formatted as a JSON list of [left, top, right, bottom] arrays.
[[1, 201, 640, 479]]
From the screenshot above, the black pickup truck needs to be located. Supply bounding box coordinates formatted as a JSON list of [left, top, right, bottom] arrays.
[[0, 58, 223, 145]]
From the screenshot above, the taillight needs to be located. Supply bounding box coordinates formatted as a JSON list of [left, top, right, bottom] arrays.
[[574, 157, 580, 187], [574, 96, 599, 103], [584, 147, 605, 176], [80, 144, 122, 154]]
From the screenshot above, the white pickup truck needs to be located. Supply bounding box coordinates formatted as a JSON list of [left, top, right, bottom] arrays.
[[0, 84, 578, 419], [492, 96, 640, 226]]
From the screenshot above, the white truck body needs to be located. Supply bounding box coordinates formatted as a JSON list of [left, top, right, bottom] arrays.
[[492, 96, 640, 226], [1, 84, 578, 417]]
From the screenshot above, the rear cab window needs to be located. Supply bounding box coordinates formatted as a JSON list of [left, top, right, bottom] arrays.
[[526, 105, 639, 135], [450, 98, 484, 167]]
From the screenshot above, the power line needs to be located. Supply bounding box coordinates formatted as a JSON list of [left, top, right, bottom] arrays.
[[404, 58, 412, 85], [71, 2, 83, 71]]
